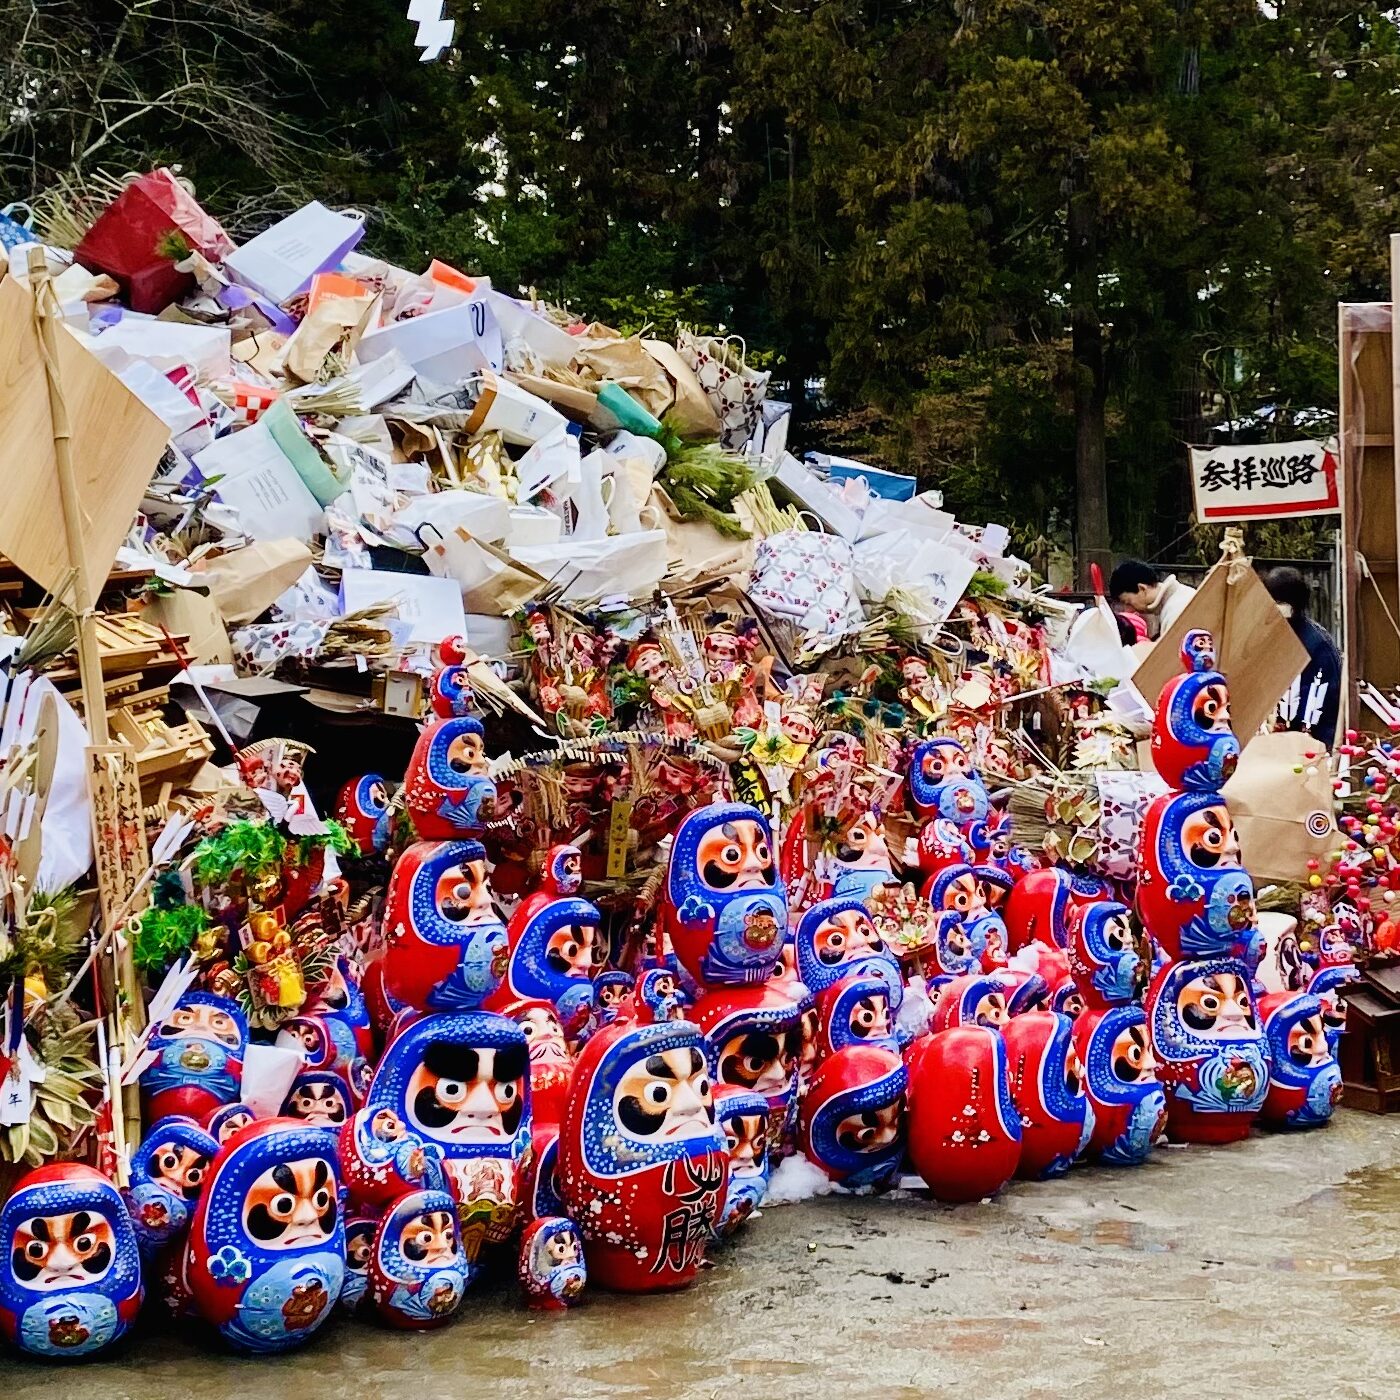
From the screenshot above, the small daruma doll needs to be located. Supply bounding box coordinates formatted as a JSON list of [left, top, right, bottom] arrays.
[[1073, 1005, 1166, 1166], [811, 976, 899, 1064], [364, 1012, 531, 1252], [1150, 636, 1241, 791], [692, 981, 803, 1152], [493, 894, 602, 1036], [798, 1044, 907, 1189], [517, 1216, 587, 1309], [1002, 1011, 1093, 1180], [1258, 991, 1342, 1129], [1004, 868, 1109, 954], [1067, 901, 1144, 1009], [124, 1117, 220, 1255], [185, 1119, 344, 1353], [905, 1026, 1021, 1203], [659, 802, 787, 989], [906, 738, 989, 829], [0, 1164, 143, 1359], [337, 1106, 449, 1213], [402, 715, 498, 840], [139, 990, 247, 1128], [1146, 957, 1269, 1144], [334, 773, 390, 857], [794, 895, 904, 1012], [340, 1212, 377, 1316], [930, 974, 1011, 1033], [712, 1087, 771, 1239], [381, 840, 509, 1013], [558, 1019, 727, 1292], [368, 1189, 471, 1329]]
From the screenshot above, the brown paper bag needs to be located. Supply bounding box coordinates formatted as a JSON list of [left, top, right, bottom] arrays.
[[280, 291, 378, 383], [1131, 561, 1308, 745], [644, 486, 755, 589], [191, 539, 313, 625], [571, 335, 674, 417], [461, 540, 554, 616], [1222, 730, 1338, 882], [143, 589, 235, 664], [642, 339, 723, 440]]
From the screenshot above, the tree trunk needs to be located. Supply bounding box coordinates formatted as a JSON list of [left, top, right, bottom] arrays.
[[1069, 183, 1111, 588]]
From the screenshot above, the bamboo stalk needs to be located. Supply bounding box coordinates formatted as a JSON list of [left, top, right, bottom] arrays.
[[26, 247, 144, 1150]]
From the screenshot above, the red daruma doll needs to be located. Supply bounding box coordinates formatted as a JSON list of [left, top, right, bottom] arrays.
[[557, 1019, 727, 1292], [906, 1026, 1022, 1203]]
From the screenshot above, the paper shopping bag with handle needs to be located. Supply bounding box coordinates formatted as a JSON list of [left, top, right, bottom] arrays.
[[1222, 730, 1339, 882], [1130, 555, 1308, 746]]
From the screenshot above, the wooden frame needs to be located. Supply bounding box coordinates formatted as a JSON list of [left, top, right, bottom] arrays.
[[1338, 293, 1400, 726]]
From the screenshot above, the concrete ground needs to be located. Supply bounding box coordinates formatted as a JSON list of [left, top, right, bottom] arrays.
[[4, 1109, 1398, 1399]]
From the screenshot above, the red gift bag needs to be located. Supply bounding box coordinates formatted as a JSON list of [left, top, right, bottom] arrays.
[[75, 168, 234, 313]]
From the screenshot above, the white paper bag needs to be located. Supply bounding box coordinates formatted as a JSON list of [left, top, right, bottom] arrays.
[[393, 489, 511, 548], [339, 568, 466, 643], [511, 530, 668, 602], [357, 298, 503, 384], [464, 371, 568, 447], [223, 203, 366, 305]]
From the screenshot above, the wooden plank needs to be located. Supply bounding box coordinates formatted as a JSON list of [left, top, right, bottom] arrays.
[[1339, 300, 1400, 719]]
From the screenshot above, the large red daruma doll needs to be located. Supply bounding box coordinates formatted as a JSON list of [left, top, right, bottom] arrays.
[[557, 1019, 727, 1292], [906, 1026, 1022, 1203]]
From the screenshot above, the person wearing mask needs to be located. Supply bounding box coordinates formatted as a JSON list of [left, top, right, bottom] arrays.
[[1264, 566, 1341, 749], [1109, 559, 1198, 640]]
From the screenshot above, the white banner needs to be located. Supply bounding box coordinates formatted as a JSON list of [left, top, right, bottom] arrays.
[[1188, 439, 1340, 522]]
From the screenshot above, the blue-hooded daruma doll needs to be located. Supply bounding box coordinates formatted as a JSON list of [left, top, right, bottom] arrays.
[[558, 1018, 727, 1292], [184, 1118, 344, 1354], [1067, 900, 1145, 1009], [363, 1012, 531, 1252], [367, 1188, 471, 1330], [516, 1215, 587, 1310], [487, 893, 602, 1038], [1072, 1005, 1166, 1167], [1146, 956, 1270, 1145], [1257, 990, 1342, 1129], [402, 715, 497, 839], [123, 1116, 220, 1256], [139, 990, 247, 1129], [1136, 791, 1257, 963], [711, 1086, 771, 1240], [380, 840, 509, 1013], [1002, 1010, 1094, 1181], [0, 1164, 143, 1359], [1150, 632, 1241, 792], [800, 1042, 907, 1189], [659, 802, 787, 989], [794, 895, 904, 1012]]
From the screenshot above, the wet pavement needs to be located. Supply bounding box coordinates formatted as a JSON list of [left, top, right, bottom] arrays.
[[5, 1109, 1399, 1399]]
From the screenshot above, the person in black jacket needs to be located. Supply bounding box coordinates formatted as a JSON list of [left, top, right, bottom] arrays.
[[1263, 566, 1342, 749]]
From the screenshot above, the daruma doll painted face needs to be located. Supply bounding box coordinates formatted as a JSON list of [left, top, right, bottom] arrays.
[[0, 1164, 143, 1359]]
